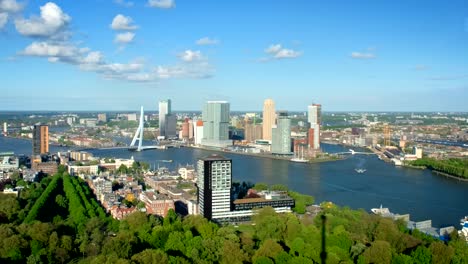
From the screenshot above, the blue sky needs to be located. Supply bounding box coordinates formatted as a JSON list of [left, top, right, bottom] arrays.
[[1, 0, 467, 111]]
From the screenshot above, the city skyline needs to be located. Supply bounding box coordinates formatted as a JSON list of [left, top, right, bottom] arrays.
[[1, 0, 467, 111]]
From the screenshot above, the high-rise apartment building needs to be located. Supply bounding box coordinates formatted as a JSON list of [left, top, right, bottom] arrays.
[[194, 119, 204, 145], [201, 101, 232, 148], [272, 111, 292, 155], [32, 125, 49, 155], [262, 99, 276, 141], [244, 120, 263, 143], [308, 104, 321, 149], [197, 155, 232, 220]]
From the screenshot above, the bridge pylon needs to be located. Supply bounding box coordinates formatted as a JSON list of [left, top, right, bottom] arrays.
[[130, 106, 144, 151]]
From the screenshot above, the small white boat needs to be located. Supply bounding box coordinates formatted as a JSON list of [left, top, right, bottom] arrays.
[[355, 169, 366, 173], [291, 158, 308, 163]]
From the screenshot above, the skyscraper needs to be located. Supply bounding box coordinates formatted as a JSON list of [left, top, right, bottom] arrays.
[[159, 99, 171, 138], [197, 154, 232, 220], [272, 111, 292, 155], [201, 101, 232, 147], [262, 99, 276, 141], [32, 125, 49, 155], [308, 104, 321, 149]]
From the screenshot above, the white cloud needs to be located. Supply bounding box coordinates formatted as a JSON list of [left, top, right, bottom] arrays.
[[148, 0, 175, 9], [15, 2, 70, 38], [114, 0, 134, 8], [262, 43, 302, 61], [179, 50, 202, 62], [274, 48, 301, 59], [155, 62, 213, 79], [114, 32, 135, 44], [0, 0, 23, 13], [82, 51, 104, 64], [110, 14, 137, 31], [21, 41, 79, 57], [0, 12, 7, 28], [350, 52, 376, 59], [265, 44, 282, 54], [196, 37, 219, 46]]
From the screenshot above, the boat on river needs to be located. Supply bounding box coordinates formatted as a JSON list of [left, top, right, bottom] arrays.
[[355, 169, 366, 173]]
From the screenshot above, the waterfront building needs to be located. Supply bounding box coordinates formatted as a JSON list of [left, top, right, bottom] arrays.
[[201, 101, 232, 148], [194, 119, 204, 145], [182, 118, 190, 139], [2, 122, 6, 135], [165, 114, 177, 138], [272, 111, 292, 155], [244, 121, 263, 143], [159, 99, 171, 138], [308, 104, 321, 150], [262, 99, 276, 141], [188, 119, 194, 139], [32, 124, 49, 155], [197, 155, 232, 220]]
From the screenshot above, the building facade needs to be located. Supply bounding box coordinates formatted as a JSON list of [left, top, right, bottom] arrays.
[[159, 99, 171, 138], [262, 99, 276, 141], [308, 104, 321, 150], [201, 101, 232, 148], [244, 122, 263, 143], [197, 155, 232, 220], [194, 119, 204, 145], [272, 111, 292, 155], [32, 125, 49, 155]]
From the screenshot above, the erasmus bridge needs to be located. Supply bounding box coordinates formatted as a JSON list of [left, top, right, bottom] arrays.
[[128, 106, 164, 152]]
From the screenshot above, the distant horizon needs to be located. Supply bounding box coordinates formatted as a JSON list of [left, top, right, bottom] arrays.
[[1, 109, 467, 114]]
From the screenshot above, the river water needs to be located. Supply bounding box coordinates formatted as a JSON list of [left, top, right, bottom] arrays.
[[1, 135, 467, 228]]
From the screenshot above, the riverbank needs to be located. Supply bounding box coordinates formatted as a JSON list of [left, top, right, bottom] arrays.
[[432, 170, 468, 182], [187, 145, 345, 164]]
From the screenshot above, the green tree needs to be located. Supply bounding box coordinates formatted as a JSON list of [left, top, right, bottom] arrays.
[[411, 245, 432, 264], [429, 241, 454, 264], [131, 249, 169, 264], [362, 240, 392, 264]]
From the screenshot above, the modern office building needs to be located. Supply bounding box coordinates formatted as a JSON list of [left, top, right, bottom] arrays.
[[262, 99, 276, 141], [165, 114, 177, 138], [32, 125, 49, 155], [271, 111, 292, 155], [159, 99, 171, 138], [197, 154, 232, 220], [308, 104, 321, 150], [201, 101, 232, 148]]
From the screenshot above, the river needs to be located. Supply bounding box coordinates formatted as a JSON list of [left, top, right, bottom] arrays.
[[1, 135, 467, 228]]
